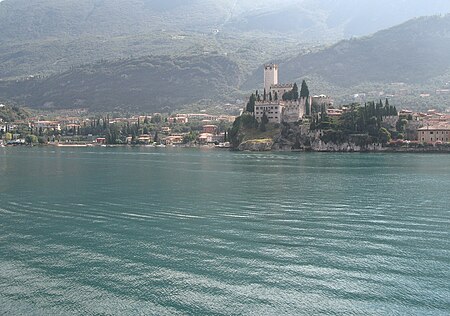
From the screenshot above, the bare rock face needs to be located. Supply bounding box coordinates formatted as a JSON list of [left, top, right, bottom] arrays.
[[238, 139, 274, 151], [311, 139, 385, 152]]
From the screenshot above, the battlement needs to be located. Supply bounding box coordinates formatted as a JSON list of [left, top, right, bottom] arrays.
[[264, 63, 278, 70], [271, 83, 293, 89]]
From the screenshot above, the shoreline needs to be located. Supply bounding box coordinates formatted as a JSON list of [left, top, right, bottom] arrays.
[[2, 143, 450, 153]]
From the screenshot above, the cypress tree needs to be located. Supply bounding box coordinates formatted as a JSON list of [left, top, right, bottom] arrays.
[[300, 80, 309, 98], [246, 94, 256, 113], [292, 82, 299, 100]]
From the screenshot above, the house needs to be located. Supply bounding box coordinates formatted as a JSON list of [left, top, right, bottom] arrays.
[[202, 125, 217, 134], [164, 135, 184, 145], [168, 115, 188, 124], [161, 126, 171, 134], [96, 138, 106, 144], [418, 126, 450, 143], [33, 121, 61, 132], [137, 134, 153, 144], [326, 108, 343, 117], [198, 133, 214, 144]]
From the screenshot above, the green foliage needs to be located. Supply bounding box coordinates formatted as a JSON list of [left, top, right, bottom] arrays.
[[0, 105, 29, 122], [396, 118, 408, 132], [25, 134, 38, 144], [300, 80, 309, 98], [246, 94, 256, 113], [183, 131, 198, 144], [229, 113, 259, 146], [0, 54, 241, 112], [260, 112, 269, 132], [315, 101, 398, 144], [271, 15, 450, 88], [378, 127, 392, 144], [282, 82, 299, 101]]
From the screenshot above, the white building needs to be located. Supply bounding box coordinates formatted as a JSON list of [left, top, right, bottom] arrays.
[[254, 102, 282, 124]]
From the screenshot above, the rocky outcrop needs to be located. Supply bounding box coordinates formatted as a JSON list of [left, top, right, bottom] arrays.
[[238, 139, 274, 151], [311, 140, 384, 152]]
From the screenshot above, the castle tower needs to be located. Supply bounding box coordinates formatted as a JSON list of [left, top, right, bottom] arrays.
[[264, 64, 278, 94]]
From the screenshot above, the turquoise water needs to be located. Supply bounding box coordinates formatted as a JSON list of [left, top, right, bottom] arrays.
[[0, 147, 449, 315]]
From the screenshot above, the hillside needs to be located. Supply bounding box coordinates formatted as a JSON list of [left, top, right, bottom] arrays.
[[0, 54, 241, 112], [1, 2, 450, 112], [283, 15, 450, 86], [1, 0, 450, 81], [2, 0, 449, 42], [0, 104, 30, 122], [244, 15, 450, 98]]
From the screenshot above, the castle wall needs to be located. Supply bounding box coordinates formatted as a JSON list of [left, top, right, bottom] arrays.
[[255, 101, 282, 124]]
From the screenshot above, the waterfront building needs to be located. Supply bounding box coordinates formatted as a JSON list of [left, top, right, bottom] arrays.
[[164, 135, 184, 145], [418, 126, 450, 143], [137, 134, 153, 144]]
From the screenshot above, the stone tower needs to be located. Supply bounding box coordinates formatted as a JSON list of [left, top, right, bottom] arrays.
[[264, 64, 278, 93]]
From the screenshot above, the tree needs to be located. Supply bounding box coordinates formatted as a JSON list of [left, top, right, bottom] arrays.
[[282, 82, 299, 101], [245, 93, 256, 113], [305, 97, 311, 116], [25, 135, 38, 144], [300, 80, 309, 98], [260, 112, 269, 132], [396, 118, 408, 132], [292, 82, 299, 100], [379, 128, 391, 144]]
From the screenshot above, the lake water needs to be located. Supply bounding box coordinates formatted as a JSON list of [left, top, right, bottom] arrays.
[[0, 147, 449, 315]]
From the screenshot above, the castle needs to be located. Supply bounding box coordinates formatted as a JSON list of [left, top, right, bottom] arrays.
[[253, 64, 312, 124]]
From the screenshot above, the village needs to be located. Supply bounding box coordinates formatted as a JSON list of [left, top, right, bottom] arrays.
[[1, 64, 450, 149], [0, 107, 236, 148]]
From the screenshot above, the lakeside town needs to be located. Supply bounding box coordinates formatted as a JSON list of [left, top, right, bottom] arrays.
[[1, 64, 450, 151]]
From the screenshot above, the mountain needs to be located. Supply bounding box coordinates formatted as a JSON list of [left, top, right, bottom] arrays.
[[1, 1, 450, 112], [1, 0, 450, 81], [245, 15, 450, 88], [0, 54, 241, 112], [227, 0, 450, 39], [2, 0, 450, 42]]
